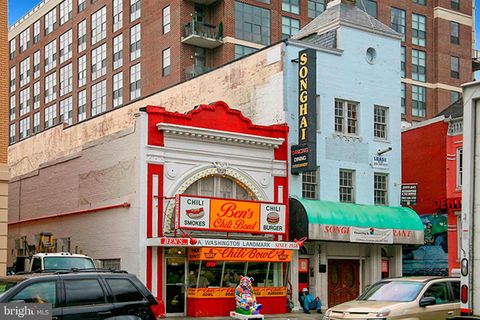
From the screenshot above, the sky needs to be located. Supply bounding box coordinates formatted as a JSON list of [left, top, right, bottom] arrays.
[[6, 0, 480, 48]]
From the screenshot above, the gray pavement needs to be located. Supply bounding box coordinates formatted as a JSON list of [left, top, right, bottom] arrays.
[[181, 310, 324, 319]]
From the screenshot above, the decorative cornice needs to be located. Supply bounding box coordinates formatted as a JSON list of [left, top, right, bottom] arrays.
[[157, 123, 284, 149]]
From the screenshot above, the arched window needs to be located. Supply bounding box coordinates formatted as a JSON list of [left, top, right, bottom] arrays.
[[184, 175, 254, 200]]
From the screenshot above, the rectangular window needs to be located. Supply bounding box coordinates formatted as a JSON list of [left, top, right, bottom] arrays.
[[282, 0, 299, 14], [33, 20, 40, 44], [356, 0, 377, 17], [78, 20, 87, 52], [451, 0, 460, 10], [130, 0, 141, 22], [113, 34, 123, 69], [413, 0, 426, 5], [130, 63, 141, 100], [45, 40, 57, 72], [19, 28, 30, 53], [401, 82, 406, 114], [162, 48, 170, 76], [91, 80, 107, 116], [451, 56, 459, 79], [308, 0, 324, 18], [281, 16, 300, 39], [60, 96, 73, 125], [45, 72, 57, 104], [235, 1, 271, 45], [91, 7, 107, 45], [412, 49, 426, 82], [130, 24, 141, 61], [91, 43, 107, 80], [391, 8, 405, 41], [451, 91, 460, 103], [10, 66, 16, 93], [450, 21, 459, 44], [339, 169, 355, 203], [457, 148, 463, 188], [33, 81, 40, 109], [335, 99, 358, 135], [113, 0, 123, 32], [9, 95, 16, 121], [19, 87, 30, 116], [401, 46, 405, 78], [33, 112, 40, 133], [20, 58, 31, 87], [60, 63, 73, 96], [374, 173, 388, 205], [234, 45, 258, 59], [19, 117, 30, 140], [163, 6, 170, 33], [412, 85, 426, 117], [302, 169, 318, 200], [412, 14, 426, 47], [9, 39, 15, 60], [113, 72, 123, 107], [45, 8, 57, 35], [374, 105, 388, 140], [9, 124, 15, 144], [78, 0, 86, 12], [44, 104, 57, 128], [78, 90, 87, 121], [33, 51, 40, 79], [59, 29, 73, 63], [60, 0, 73, 25], [78, 55, 87, 87]]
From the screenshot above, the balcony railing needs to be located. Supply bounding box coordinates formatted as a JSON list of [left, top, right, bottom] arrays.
[[185, 64, 212, 79], [181, 20, 223, 49]]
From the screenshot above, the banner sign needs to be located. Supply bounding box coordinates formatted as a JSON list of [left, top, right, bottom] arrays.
[[187, 287, 287, 298], [401, 184, 418, 206], [372, 155, 389, 169], [176, 195, 286, 234], [188, 247, 292, 262], [149, 237, 301, 250], [349, 227, 394, 244]]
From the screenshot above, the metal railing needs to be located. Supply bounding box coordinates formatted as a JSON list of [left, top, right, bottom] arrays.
[[185, 64, 212, 79], [184, 20, 221, 40]]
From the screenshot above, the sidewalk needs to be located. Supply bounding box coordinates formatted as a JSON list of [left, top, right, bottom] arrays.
[[182, 310, 324, 320]]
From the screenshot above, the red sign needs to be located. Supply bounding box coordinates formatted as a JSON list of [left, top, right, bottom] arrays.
[[381, 259, 389, 273], [433, 198, 462, 210], [299, 258, 309, 273]]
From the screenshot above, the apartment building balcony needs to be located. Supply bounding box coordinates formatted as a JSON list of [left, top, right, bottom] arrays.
[[185, 64, 212, 79], [473, 49, 480, 72], [182, 20, 223, 49]]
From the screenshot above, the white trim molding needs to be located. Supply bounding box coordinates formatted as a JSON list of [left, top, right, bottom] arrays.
[[402, 79, 462, 92], [433, 7, 473, 26]]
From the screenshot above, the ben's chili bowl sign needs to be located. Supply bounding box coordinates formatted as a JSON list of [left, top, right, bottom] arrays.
[[188, 247, 293, 262], [176, 195, 286, 234]]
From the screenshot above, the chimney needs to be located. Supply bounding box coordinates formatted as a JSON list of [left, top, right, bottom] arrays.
[[327, 0, 356, 9]]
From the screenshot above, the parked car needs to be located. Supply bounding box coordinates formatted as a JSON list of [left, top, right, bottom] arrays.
[[0, 270, 163, 319], [323, 277, 460, 320]]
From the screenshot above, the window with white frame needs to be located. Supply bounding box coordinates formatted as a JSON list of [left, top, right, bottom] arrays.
[[33, 81, 40, 109], [44, 104, 57, 128], [60, 96, 73, 125], [130, 63, 141, 100], [59, 29, 73, 63], [91, 43, 107, 80], [282, 0, 299, 14], [9, 39, 15, 60], [9, 124, 15, 144], [412, 49, 426, 82], [33, 51, 40, 79], [113, 0, 123, 32], [113, 72, 123, 107], [412, 85, 426, 117], [78, 20, 86, 52], [374, 105, 388, 140], [91, 80, 107, 116], [20, 58, 30, 87], [302, 169, 318, 200], [130, 24, 141, 61], [19, 28, 30, 53], [19, 117, 30, 140], [335, 99, 358, 135], [60, 63, 73, 96], [9, 95, 16, 121], [78, 55, 86, 87], [45, 72, 57, 104], [91, 7, 107, 45], [33, 112, 40, 133], [33, 20, 40, 44], [19, 87, 30, 116], [374, 173, 388, 205], [45, 40, 57, 72], [60, 0, 73, 25], [78, 0, 86, 12], [339, 169, 355, 203], [412, 13, 426, 47], [162, 48, 170, 76], [130, 0, 140, 22], [113, 34, 123, 69], [45, 8, 57, 35], [457, 148, 463, 188], [10, 66, 16, 93], [78, 90, 87, 121], [163, 6, 170, 33]]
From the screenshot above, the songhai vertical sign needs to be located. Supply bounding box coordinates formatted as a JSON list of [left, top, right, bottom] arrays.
[[291, 48, 317, 174]]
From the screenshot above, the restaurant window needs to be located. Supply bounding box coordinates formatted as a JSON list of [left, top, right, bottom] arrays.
[[451, 22, 459, 45], [235, 1, 271, 45], [282, 0, 299, 14], [308, 0, 324, 18], [412, 49, 426, 82], [113, 0, 123, 32], [457, 148, 463, 189], [412, 85, 426, 117], [234, 45, 258, 59], [302, 169, 318, 200], [356, 0, 377, 18], [412, 14, 426, 47], [374, 173, 388, 205], [391, 8, 405, 41], [451, 0, 460, 10], [339, 169, 355, 203], [184, 175, 254, 200], [335, 99, 358, 136], [281, 17, 300, 39]]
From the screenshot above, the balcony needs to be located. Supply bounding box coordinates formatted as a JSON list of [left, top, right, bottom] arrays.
[[473, 49, 480, 72], [182, 20, 223, 49], [185, 64, 212, 79]]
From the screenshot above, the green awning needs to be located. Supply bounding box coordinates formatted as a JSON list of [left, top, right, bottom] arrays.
[[289, 198, 424, 245]]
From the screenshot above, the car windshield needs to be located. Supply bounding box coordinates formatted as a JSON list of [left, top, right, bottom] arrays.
[[0, 278, 26, 295], [44, 257, 95, 270], [357, 281, 424, 302]]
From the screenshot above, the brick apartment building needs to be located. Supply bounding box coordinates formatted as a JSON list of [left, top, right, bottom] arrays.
[[7, 0, 474, 143]]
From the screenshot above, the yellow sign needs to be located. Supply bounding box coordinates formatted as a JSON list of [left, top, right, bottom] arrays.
[[188, 247, 292, 262], [210, 199, 260, 232], [187, 287, 287, 298]]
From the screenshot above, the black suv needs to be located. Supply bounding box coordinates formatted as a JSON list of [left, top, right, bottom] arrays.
[[0, 270, 162, 320]]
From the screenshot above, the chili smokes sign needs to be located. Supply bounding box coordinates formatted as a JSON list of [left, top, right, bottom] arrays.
[[175, 195, 286, 234], [291, 48, 317, 174]]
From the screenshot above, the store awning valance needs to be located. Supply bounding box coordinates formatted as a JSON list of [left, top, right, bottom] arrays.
[[289, 198, 424, 245]]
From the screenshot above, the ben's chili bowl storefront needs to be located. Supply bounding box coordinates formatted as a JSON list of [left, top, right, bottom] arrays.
[[140, 102, 293, 317]]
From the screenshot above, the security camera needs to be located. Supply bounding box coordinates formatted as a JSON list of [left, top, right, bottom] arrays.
[[377, 147, 392, 155]]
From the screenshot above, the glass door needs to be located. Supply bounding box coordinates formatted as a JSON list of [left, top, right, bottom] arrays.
[[166, 256, 186, 315]]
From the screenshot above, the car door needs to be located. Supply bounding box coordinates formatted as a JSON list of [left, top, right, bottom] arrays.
[[104, 277, 153, 319], [447, 280, 461, 317], [418, 281, 456, 320], [60, 277, 114, 320]]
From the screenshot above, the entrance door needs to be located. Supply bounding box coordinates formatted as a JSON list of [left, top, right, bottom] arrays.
[[328, 259, 360, 307], [165, 257, 186, 315]]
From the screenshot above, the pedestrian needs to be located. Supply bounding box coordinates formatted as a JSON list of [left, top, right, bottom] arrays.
[[300, 287, 322, 314]]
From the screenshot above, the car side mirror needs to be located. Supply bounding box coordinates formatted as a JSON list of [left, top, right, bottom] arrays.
[[419, 296, 437, 307]]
